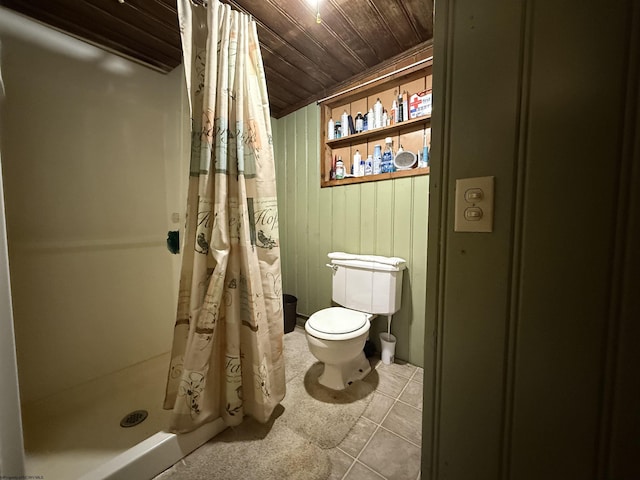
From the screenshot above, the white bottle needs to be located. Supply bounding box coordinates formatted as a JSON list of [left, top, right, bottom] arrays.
[[402, 91, 409, 122], [368, 108, 374, 130], [373, 144, 382, 174], [341, 110, 349, 137], [353, 150, 362, 177], [365, 155, 373, 175], [328, 118, 335, 140], [374, 98, 383, 129]]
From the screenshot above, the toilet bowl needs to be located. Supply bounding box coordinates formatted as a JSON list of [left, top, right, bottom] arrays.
[[305, 307, 372, 390], [305, 252, 406, 391]]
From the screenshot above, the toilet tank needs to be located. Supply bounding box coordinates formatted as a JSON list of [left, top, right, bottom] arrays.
[[328, 252, 406, 315]]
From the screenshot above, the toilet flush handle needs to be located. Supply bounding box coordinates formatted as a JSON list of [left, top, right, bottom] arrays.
[[325, 263, 338, 272]]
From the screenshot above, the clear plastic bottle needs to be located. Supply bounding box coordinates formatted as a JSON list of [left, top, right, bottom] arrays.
[[335, 157, 345, 179], [373, 144, 382, 174], [382, 137, 394, 173]]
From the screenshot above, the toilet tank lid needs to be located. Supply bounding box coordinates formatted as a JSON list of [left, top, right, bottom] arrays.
[[328, 252, 407, 272]]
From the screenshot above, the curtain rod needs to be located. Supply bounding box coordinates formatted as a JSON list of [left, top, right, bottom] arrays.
[[316, 56, 433, 105]]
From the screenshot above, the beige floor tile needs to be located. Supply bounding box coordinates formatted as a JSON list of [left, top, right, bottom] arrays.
[[359, 429, 421, 480], [399, 380, 423, 411], [382, 402, 422, 446], [338, 417, 377, 457], [376, 359, 417, 380], [373, 368, 411, 398], [344, 461, 386, 480], [362, 392, 395, 424], [328, 448, 355, 480], [412, 367, 424, 384]]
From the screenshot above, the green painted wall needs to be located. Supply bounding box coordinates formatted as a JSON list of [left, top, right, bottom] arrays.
[[423, 0, 640, 478], [272, 103, 429, 366]]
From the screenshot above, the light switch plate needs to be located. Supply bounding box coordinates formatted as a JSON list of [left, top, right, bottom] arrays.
[[454, 176, 495, 232]]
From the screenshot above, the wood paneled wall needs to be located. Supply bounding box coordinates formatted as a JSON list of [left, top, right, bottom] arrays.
[[424, 0, 640, 478], [272, 103, 429, 366]]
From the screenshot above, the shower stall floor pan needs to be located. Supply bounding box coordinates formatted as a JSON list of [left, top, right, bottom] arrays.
[[79, 419, 225, 480], [21, 352, 223, 480]]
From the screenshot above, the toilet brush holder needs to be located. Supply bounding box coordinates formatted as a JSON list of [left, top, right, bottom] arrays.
[[379, 333, 396, 365]]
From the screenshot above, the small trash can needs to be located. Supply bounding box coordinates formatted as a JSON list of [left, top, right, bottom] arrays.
[[283, 294, 297, 334], [379, 332, 396, 365]]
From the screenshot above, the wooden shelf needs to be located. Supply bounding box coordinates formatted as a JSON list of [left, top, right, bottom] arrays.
[[322, 167, 430, 187], [319, 51, 432, 188], [326, 116, 431, 149]]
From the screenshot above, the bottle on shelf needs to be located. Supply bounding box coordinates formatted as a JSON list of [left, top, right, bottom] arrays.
[[381, 137, 395, 173], [368, 107, 374, 130], [328, 118, 334, 140], [334, 121, 341, 139], [374, 99, 383, 129], [402, 91, 409, 122], [353, 150, 362, 177], [365, 154, 373, 175], [421, 130, 429, 168], [335, 157, 345, 179], [341, 110, 349, 137], [355, 112, 364, 133], [373, 144, 382, 174], [390, 100, 397, 125]]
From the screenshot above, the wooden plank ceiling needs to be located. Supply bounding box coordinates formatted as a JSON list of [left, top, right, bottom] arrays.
[[0, 0, 433, 118]]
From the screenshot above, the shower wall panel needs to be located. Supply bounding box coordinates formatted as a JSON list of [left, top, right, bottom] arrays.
[[0, 11, 189, 404]]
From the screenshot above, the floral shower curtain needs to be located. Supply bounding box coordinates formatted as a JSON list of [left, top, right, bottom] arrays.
[[164, 0, 285, 433]]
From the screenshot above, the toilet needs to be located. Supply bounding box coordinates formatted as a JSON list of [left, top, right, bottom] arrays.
[[305, 252, 406, 390]]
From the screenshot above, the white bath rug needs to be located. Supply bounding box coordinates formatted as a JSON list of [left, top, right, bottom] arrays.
[[155, 407, 330, 480]]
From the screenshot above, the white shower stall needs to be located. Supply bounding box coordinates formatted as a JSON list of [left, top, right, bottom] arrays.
[[0, 8, 224, 479]]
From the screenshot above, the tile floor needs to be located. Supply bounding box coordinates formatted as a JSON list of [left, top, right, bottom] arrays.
[[327, 356, 423, 480], [155, 326, 424, 480]]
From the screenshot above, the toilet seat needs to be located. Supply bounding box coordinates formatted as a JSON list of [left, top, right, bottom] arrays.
[[305, 307, 370, 341]]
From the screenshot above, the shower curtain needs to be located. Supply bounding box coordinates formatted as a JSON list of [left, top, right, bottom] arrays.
[[164, 0, 285, 433]]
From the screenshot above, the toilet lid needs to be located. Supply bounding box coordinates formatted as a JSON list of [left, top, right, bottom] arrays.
[[307, 307, 368, 335]]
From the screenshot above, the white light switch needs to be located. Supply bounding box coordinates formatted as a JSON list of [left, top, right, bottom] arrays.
[[454, 176, 495, 232]]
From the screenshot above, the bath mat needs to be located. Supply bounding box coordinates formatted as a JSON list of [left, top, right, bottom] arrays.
[[279, 361, 376, 449], [155, 408, 330, 480]]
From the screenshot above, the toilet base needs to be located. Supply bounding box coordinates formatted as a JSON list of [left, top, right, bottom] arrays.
[[318, 351, 372, 390]]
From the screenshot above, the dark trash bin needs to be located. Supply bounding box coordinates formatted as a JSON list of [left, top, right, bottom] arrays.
[[283, 294, 297, 333]]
